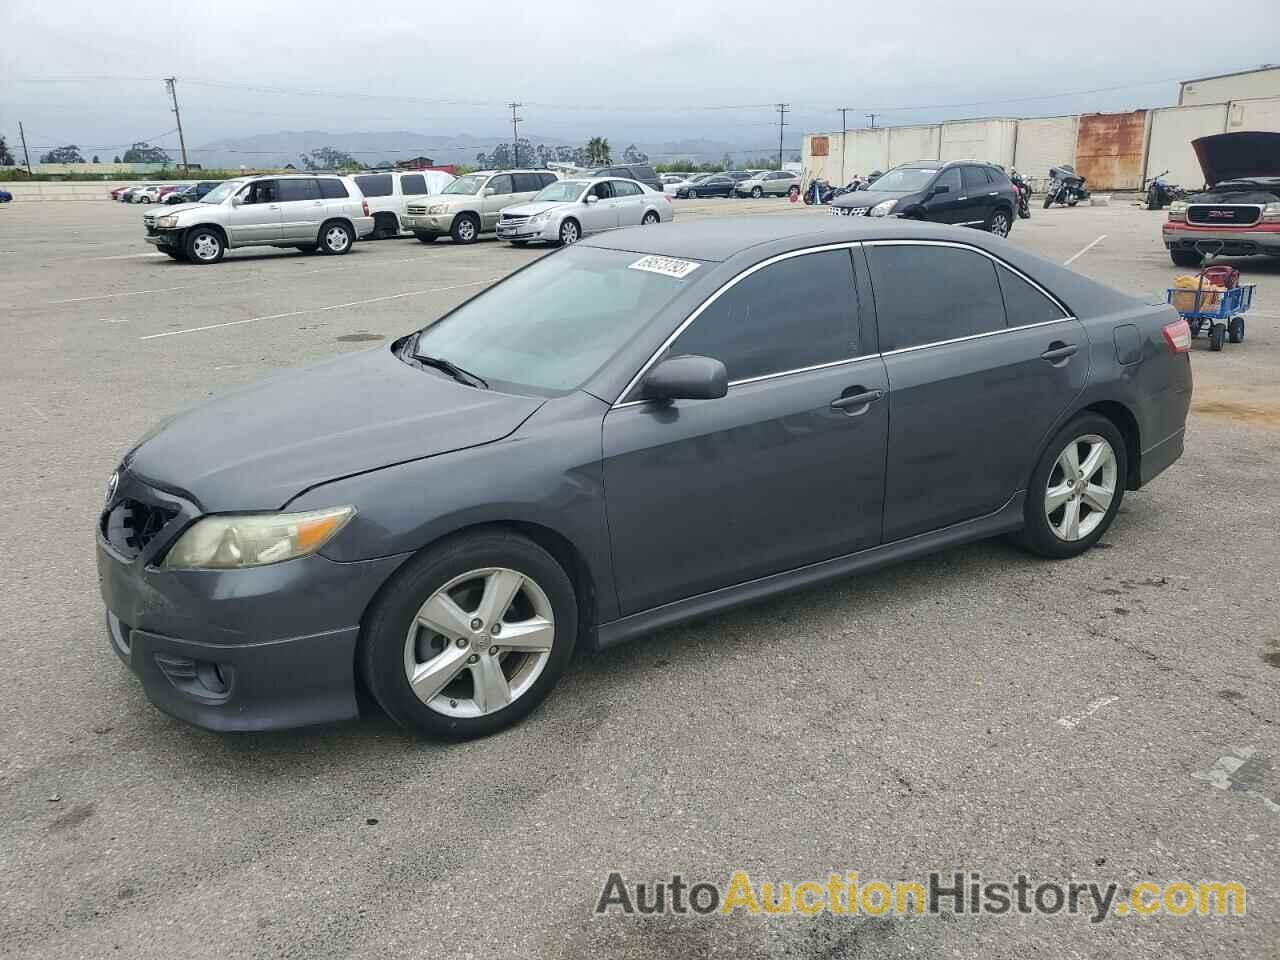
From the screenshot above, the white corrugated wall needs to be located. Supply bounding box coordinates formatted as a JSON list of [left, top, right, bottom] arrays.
[[887, 125, 940, 168], [939, 120, 1018, 166], [1146, 104, 1228, 190], [1229, 97, 1280, 133], [1013, 116, 1079, 185]]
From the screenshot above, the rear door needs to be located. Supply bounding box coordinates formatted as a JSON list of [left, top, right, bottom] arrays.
[[866, 241, 1086, 540], [481, 174, 515, 229], [610, 179, 645, 226], [959, 165, 995, 227], [602, 247, 888, 614], [276, 177, 323, 240]]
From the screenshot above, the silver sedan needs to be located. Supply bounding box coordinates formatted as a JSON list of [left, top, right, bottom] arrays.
[[496, 177, 673, 246]]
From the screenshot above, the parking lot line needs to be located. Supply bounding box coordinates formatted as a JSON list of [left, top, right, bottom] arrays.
[[1064, 234, 1107, 265], [137, 278, 499, 340]]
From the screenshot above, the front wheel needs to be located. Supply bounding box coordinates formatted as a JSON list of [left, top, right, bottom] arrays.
[[450, 215, 479, 244], [1042, 193, 1054, 209], [1209, 322, 1227, 352], [1170, 249, 1202, 268], [751, 186, 763, 199], [359, 531, 578, 740], [557, 218, 580, 246], [1014, 414, 1126, 559], [686, 189, 697, 199], [1228, 316, 1245, 344], [183, 228, 225, 264], [1147, 188, 1162, 211]]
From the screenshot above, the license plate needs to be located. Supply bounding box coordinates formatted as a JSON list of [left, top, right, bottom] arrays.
[[403, 217, 416, 227]]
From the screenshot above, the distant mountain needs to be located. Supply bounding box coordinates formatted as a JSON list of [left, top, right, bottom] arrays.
[[189, 130, 763, 169]]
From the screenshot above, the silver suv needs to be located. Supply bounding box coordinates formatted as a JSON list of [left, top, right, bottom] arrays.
[[142, 174, 376, 264], [403, 170, 559, 244]]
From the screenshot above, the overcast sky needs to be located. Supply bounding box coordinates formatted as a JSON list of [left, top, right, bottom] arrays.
[[3, 0, 1278, 158]]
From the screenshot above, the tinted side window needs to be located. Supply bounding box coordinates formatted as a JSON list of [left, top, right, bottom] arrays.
[[487, 174, 514, 194], [277, 178, 320, 202], [612, 180, 642, 197], [868, 245, 1005, 351], [400, 174, 427, 194], [997, 265, 1067, 327], [244, 180, 277, 204], [669, 250, 860, 381], [986, 166, 1011, 186], [539, 173, 558, 188], [512, 173, 543, 192], [932, 168, 962, 195], [589, 181, 614, 200], [354, 174, 393, 197], [318, 178, 349, 199], [633, 165, 657, 182], [961, 166, 990, 192]]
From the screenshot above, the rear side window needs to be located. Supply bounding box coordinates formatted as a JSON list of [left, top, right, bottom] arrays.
[[400, 174, 427, 194], [318, 178, 349, 199], [612, 180, 642, 197], [868, 245, 1005, 351], [539, 173, 558, 188], [633, 165, 657, 181], [669, 249, 860, 381], [277, 178, 320, 202], [986, 166, 1011, 185], [488, 174, 514, 194], [961, 166, 989, 192], [354, 174, 393, 197], [512, 173, 544, 192], [997, 266, 1068, 327]]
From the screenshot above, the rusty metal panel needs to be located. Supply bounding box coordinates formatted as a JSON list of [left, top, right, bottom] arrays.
[[1074, 111, 1148, 190], [810, 135, 830, 157]]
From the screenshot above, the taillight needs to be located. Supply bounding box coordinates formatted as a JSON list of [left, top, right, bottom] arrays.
[[1162, 318, 1191, 353], [362, 200, 370, 216]]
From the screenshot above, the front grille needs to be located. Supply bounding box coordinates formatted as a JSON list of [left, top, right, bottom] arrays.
[[406, 204, 429, 216], [500, 213, 531, 224], [143, 214, 156, 227], [102, 498, 178, 559], [1186, 204, 1262, 227], [832, 206, 868, 216]]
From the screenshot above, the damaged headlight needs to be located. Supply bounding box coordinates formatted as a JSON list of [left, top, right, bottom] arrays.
[[1167, 201, 1187, 222], [163, 506, 355, 570], [869, 199, 897, 217], [156, 215, 179, 228]]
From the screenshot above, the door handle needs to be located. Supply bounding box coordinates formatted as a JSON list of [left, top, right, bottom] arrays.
[[988, 191, 998, 196], [831, 388, 884, 412], [958, 195, 968, 201], [1040, 342, 1078, 363]]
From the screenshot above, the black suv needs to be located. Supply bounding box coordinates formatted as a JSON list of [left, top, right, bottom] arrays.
[[829, 160, 1019, 237], [582, 163, 662, 192]]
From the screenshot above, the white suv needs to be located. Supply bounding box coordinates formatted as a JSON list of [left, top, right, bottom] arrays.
[[142, 174, 376, 264], [353, 170, 456, 239]]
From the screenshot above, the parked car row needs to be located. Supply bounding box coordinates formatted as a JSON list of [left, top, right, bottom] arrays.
[[668, 170, 799, 199]]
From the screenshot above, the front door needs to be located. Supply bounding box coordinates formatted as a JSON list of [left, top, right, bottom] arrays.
[[865, 241, 1088, 541], [582, 181, 619, 233], [225, 180, 281, 243], [602, 247, 888, 615], [918, 167, 965, 224], [480, 174, 515, 230]]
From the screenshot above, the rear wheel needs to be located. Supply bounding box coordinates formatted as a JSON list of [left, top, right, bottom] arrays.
[[372, 213, 399, 240], [1015, 414, 1126, 559], [1170, 249, 1202, 268], [359, 531, 577, 740], [319, 220, 353, 255], [987, 208, 1012, 237], [450, 214, 480, 244], [1228, 316, 1245, 343], [1042, 193, 1054, 209], [1209, 322, 1227, 352], [642, 211, 660, 225]]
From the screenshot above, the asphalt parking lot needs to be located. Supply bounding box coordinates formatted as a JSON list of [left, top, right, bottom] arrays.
[[1, 195, 1277, 959]]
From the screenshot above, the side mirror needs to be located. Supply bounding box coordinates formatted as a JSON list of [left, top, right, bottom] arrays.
[[928, 184, 950, 199], [483, 187, 496, 196], [231, 195, 243, 206], [585, 194, 599, 204], [642, 355, 728, 403]]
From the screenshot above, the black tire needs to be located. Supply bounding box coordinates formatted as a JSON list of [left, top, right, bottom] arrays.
[[183, 227, 225, 264], [1042, 193, 1054, 209], [986, 207, 1012, 237], [687, 189, 698, 199], [557, 218, 580, 246], [1014, 413, 1127, 560], [1147, 188, 1162, 211], [416, 233, 438, 244], [1228, 316, 1245, 344], [319, 220, 354, 255], [1170, 249, 1202, 268], [1067, 197, 1080, 207], [450, 214, 480, 244], [751, 186, 763, 199], [1189, 319, 1203, 338], [642, 211, 660, 225], [359, 530, 578, 740], [1209, 322, 1226, 352], [372, 213, 399, 240]]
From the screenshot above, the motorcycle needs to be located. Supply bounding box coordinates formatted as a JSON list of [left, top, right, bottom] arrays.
[[1144, 170, 1184, 211], [1043, 164, 1090, 208], [1010, 169, 1032, 219]]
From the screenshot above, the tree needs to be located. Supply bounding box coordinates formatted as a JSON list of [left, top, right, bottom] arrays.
[[113, 155, 121, 164], [0, 136, 14, 165], [123, 141, 171, 163], [299, 146, 359, 171], [622, 144, 648, 164], [585, 137, 611, 165], [92, 155, 100, 164], [39, 145, 85, 164]]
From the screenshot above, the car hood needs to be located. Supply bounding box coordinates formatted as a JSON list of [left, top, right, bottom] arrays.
[[155, 202, 205, 217], [502, 199, 570, 217], [1192, 132, 1280, 185], [126, 345, 544, 511], [830, 190, 913, 209]]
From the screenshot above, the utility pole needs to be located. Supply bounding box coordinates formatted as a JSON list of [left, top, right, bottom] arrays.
[[837, 106, 850, 182], [866, 113, 878, 129], [775, 103, 789, 170], [18, 121, 33, 175], [508, 102, 522, 167], [164, 77, 189, 172]]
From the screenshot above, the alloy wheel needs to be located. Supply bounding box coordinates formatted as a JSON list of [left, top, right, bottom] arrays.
[[191, 233, 221, 261], [1045, 434, 1117, 542], [643, 212, 659, 225], [456, 219, 477, 242], [325, 225, 350, 252], [403, 567, 556, 718], [560, 221, 579, 245], [990, 212, 1010, 237]]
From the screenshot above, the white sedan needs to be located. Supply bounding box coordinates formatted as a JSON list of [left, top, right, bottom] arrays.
[[495, 177, 673, 247]]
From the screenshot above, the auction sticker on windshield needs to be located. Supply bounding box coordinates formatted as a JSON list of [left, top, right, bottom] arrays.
[[628, 255, 701, 279]]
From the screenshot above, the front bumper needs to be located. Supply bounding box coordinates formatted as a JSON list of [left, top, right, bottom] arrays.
[[96, 474, 410, 731], [1163, 221, 1280, 257], [143, 232, 180, 247], [404, 212, 455, 235], [495, 218, 556, 241]]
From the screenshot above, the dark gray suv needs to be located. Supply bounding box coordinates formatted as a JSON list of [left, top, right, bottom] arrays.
[[98, 216, 1192, 740]]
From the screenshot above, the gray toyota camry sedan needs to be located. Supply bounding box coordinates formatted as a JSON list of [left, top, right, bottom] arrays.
[[98, 216, 1192, 739]]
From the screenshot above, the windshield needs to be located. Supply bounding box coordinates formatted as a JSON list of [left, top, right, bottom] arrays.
[[867, 167, 938, 193], [442, 174, 487, 195], [534, 180, 587, 202], [410, 247, 697, 393], [200, 180, 243, 204]]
